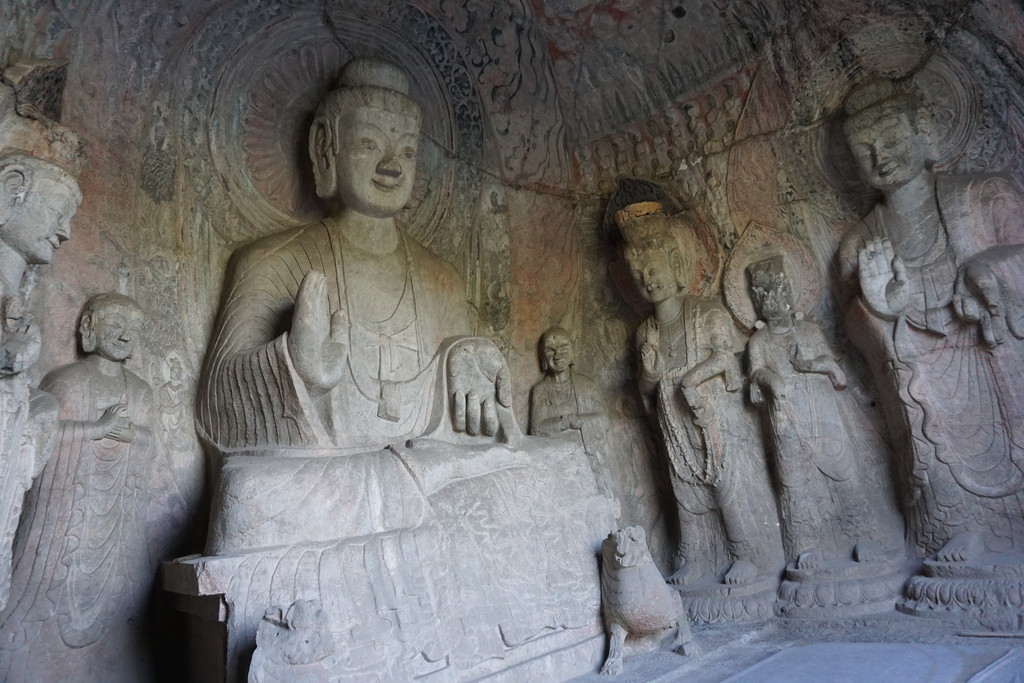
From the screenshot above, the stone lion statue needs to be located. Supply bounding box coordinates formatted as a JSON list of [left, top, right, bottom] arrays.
[[599, 526, 699, 676]]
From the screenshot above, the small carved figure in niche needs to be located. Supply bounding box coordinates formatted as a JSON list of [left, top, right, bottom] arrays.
[[747, 256, 887, 568], [0, 75, 85, 612], [840, 79, 1024, 556], [599, 526, 698, 676], [0, 293, 158, 680], [529, 326, 616, 499], [618, 202, 780, 592], [839, 76, 1024, 623], [249, 600, 335, 683]]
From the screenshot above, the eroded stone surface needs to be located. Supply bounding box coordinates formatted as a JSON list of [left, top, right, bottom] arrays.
[[617, 201, 783, 622], [838, 75, 1024, 627], [0, 293, 181, 681], [0, 71, 84, 614]]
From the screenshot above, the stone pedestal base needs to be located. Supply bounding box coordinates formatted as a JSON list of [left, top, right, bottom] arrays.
[[678, 575, 778, 624], [899, 552, 1024, 629], [776, 557, 905, 618], [164, 438, 617, 681]]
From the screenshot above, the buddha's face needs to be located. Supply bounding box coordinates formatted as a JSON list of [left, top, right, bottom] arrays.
[[1, 175, 79, 265], [334, 105, 419, 218], [845, 107, 926, 191], [87, 303, 143, 362], [627, 246, 680, 305], [541, 332, 572, 375]]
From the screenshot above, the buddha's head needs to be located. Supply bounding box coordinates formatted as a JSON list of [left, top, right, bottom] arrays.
[[309, 58, 422, 218], [618, 202, 695, 305], [0, 153, 81, 265], [539, 326, 573, 376], [80, 292, 144, 362], [843, 76, 934, 192], [747, 255, 794, 325]]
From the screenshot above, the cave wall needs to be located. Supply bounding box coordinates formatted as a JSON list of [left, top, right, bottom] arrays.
[[0, 0, 1023, 676]]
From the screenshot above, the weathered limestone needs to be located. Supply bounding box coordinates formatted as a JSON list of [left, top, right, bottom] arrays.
[[166, 58, 615, 681], [0, 66, 84, 613], [599, 526, 698, 676], [839, 76, 1024, 626], [0, 293, 164, 681], [248, 600, 334, 683], [617, 201, 783, 623]]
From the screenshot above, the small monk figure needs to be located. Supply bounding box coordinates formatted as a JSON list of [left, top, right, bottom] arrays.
[[529, 326, 615, 499]]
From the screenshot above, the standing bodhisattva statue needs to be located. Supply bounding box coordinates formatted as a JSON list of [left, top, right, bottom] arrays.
[[617, 202, 780, 595], [0, 77, 84, 614]]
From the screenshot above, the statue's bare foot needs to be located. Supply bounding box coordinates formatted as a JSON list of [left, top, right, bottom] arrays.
[[853, 540, 886, 563], [794, 549, 822, 570], [935, 531, 985, 563], [667, 559, 703, 586], [723, 559, 758, 585]]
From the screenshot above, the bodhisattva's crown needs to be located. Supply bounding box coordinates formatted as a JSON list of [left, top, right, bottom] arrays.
[[0, 82, 86, 177], [614, 201, 670, 244]]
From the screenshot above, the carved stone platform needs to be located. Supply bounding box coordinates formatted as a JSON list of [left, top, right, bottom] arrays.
[[164, 438, 617, 682], [899, 552, 1024, 629], [776, 557, 906, 618], [678, 575, 778, 624]]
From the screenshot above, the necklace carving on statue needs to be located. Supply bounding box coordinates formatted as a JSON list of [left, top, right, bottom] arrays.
[[338, 231, 422, 421], [661, 307, 686, 360]]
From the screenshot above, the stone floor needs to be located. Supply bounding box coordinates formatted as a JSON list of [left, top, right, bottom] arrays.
[[571, 614, 1024, 682]]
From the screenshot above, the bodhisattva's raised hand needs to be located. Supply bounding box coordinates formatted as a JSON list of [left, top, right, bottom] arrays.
[[858, 237, 909, 320], [0, 321, 40, 376], [640, 342, 662, 381], [448, 339, 512, 437], [288, 270, 348, 397]]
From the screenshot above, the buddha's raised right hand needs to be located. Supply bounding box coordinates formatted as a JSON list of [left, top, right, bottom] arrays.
[[858, 237, 909, 321], [289, 270, 348, 397]]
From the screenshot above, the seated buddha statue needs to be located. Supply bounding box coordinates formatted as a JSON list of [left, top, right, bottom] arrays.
[[196, 58, 525, 554]]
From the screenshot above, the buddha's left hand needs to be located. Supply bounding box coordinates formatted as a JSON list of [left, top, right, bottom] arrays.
[[954, 259, 1007, 347], [448, 338, 512, 437]]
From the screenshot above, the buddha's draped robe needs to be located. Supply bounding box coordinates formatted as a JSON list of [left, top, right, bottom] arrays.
[[196, 223, 473, 554], [199, 222, 470, 454], [840, 173, 1024, 553]]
